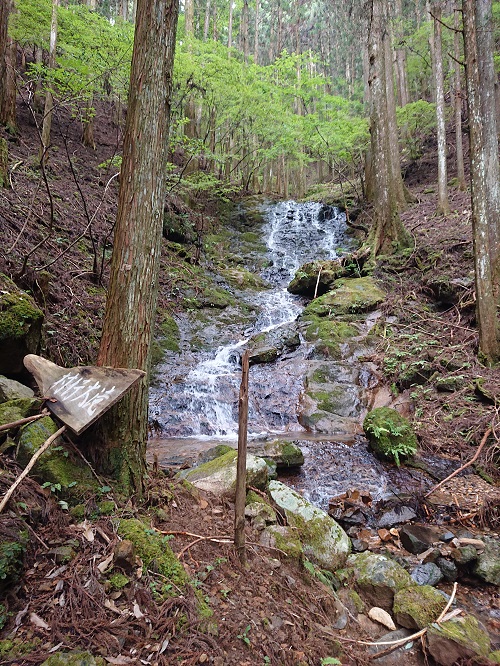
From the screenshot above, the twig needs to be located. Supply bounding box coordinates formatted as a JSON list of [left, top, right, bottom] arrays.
[[0, 425, 66, 514], [0, 410, 48, 433], [424, 427, 493, 498]]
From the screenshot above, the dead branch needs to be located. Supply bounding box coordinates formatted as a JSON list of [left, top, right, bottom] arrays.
[[424, 426, 493, 498]]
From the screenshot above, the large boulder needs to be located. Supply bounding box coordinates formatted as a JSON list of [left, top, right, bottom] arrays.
[[302, 277, 385, 318], [178, 450, 268, 497], [393, 585, 447, 630], [363, 407, 418, 466], [287, 260, 346, 295], [0, 274, 44, 376], [247, 323, 300, 365], [347, 551, 413, 611], [473, 536, 500, 586], [247, 439, 304, 468], [268, 480, 350, 571]]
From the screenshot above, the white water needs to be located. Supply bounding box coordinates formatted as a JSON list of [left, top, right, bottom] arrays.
[[153, 200, 347, 439]]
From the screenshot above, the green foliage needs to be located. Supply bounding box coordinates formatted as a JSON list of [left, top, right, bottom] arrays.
[[363, 407, 418, 466], [396, 100, 437, 160]]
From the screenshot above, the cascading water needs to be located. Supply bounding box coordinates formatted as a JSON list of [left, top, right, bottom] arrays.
[[149, 200, 348, 440]]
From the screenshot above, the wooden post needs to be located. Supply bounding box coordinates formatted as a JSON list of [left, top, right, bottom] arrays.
[[234, 350, 249, 565]]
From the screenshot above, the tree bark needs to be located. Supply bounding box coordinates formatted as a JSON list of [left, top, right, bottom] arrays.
[[228, 0, 234, 53], [368, 0, 411, 257], [94, 0, 180, 492], [203, 0, 211, 41], [394, 0, 409, 106], [432, 3, 450, 214], [463, 0, 499, 364], [40, 0, 59, 165], [254, 0, 260, 64], [0, 0, 16, 130], [241, 0, 249, 64], [453, 8, 466, 190]]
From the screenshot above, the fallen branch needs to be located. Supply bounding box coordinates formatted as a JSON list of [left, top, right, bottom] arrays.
[[424, 427, 492, 498], [0, 425, 66, 514], [0, 410, 48, 433]]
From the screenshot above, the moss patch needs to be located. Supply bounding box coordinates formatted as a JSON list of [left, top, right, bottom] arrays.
[[158, 313, 180, 352], [0, 532, 28, 591], [41, 652, 105, 666], [393, 585, 447, 630], [0, 398, 41, 426], [108, 572, 130, 590], [363, 407, 418, 466], [0, 274, 44, 341], [302, 318, 358, 358], [303, 277, 385, 317]]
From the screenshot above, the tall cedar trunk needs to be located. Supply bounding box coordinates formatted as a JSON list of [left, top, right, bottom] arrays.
[[94, 0, 179, 491], [426, 0, 436, 101], [203, 0, 210, 41], [82, 96, 95, 149], [0, 0, 16, 129], [254, 0, 260, 63], [241, 0, 249, 64], [183, 0, 197, 172], [463, 0, 499, 363], [368, 0, 411, 256], [453, 8, 466, 189], [228, 0, 234, 53], [185, 0, 194, 36], [40, 0, 59, 165], [432, 3, 450, 214], [394, 0, 409, 106]]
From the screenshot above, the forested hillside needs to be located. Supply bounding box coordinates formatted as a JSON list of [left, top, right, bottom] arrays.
[[0, 1, 499, 665]]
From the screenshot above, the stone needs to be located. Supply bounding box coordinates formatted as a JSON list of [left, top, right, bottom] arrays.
[[427, 614, 491, 666], [363, 407, 418, 466], [347, 551, 413, 611], [377, 505, 417, 528], [450, 545, 478, 565], [260, 525, 303, 561], [247, 439, 304, 468], [435, 557, 458, 582], [114, 539, 136, 569], [410, 563, 444, 586], [247, 323, 300, 365], [0, 273, 44, 376], [0, 376, 34, 402], [473, 536, 500, 586], [197, 444, 233, 465], [302, 277, 386, 317], [287, 259, 346, 295], [245, 501, 277, 530], [179, 450, 268, 497], [41, 652, 105, 666], [368, 629, 427, 666], [393, 585, 447, 630], [399, 524, 442, 555], [268, 480, 350, 572], [0, 398, 41, 426]]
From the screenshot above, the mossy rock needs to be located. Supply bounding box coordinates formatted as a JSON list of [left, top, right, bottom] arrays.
[[0, 531, 28, 591], [41, 651, 105, 666], [117, 518, 188, 592], [0, 274, 44, 376], [427, 614, 491, 666], [178, 450, 268, 497], [247, 439, 304, 468], [363, 407, 418, 466], [260, 525, 303, 561], [303, 277, 385, 318], [301, 317, 358, 359], [0, 376, 34, 402], [288, 260, 347, 296], [0, 398, 41, 427], [196, 287, 235, 309], [347, 551, 413, 611], [393, 585, 447, 630], [197, 444, 234, 465], [268, 481, 350, 572], [158, 313, 180, 352], [221, 267, 270, 290], [473, 536, 500, 586], [16, 416, 96, 498], [0, 638, 41, 660]]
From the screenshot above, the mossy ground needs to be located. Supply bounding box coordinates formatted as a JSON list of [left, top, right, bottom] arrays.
[[363, 406, 418, 466]]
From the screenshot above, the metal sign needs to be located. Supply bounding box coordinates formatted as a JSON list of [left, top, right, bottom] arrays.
[[24, 354, 146, 435]]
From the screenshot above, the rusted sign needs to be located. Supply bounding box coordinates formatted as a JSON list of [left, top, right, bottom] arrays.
[[23, 354, 145, 435]]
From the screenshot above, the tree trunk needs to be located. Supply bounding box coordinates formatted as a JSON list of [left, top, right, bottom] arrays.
[[203, 0, 210, 41], [0, 0, 16, 130], [432, 3, 450, 214], [463, 0, 499, 364], [394, 0, 409, 106], [184, 0, 194, 37], [94, 0, 180, 492], [426, 0, 436, 101], [254, 0, 260, 64], [368, 0, 411, 257], [40, 0, 59, 165], [453, 8, 466, 190], [82, 96, 95, 149], [241, 0, 249, 64], [228, 0, 234, 53]]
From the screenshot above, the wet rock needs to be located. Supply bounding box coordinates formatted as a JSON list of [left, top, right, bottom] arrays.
[[399, 524, 442, 555], [287, 259, 346, 295], [268, 480, 350, 572], [0, 274, 44, 377], [300, 316, 359, 359], [248, 323, 300, 365], [473, 536, 500, 586], [393, 585, 447, 630], [303, 277, 386, 317], [178, 450, 268, 497], [363, 407, 418, 466], [435, 557, 458, 582], [377, 505, 417, 528], [427, 614, 491, 666], [347, 551, 413, 611], [410, 562, 444, 586], [0, 376, 34, 402], [247, 439, 304, 469]]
